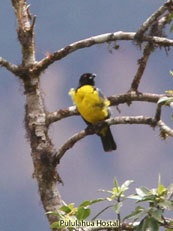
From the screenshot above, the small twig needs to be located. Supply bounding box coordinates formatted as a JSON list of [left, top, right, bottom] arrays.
[[135, 0, 171, 39]]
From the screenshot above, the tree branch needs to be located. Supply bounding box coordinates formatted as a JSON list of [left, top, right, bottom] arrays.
[[53, 116, 171, 165], [11, 0, 36, 65], [47, 92, 173, 125], [33, 32, 173, 75], [158, 120, 173, 136], [47, 106, 78, 125], [135, 0, 172, 39], [53, 114, 173, 165], [109, 92, 173, 106], [130, 13, 170, 92], [129, 43, 153, 91], [11, 0, 64, 227], [0, 57, 19, 75]]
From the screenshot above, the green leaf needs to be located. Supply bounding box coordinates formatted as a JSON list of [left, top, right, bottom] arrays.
[[158, 97, 173, 105], [68, 203, 75, 210], [158, 184, 167, 196], [79, 200, 91, 207], [46, 211, 61, 217], [79, 198, 105, 207], [123, 206, 148, 222], [112, 187, 120, 194], [145, 217, 159, 231], [121, 180, 134, 191], [127, 194, 142, 200], [136, 187, 150, 198], [150, 209, 162, 222], [137, 217, 159, 231], [136, 195, 155, 203], [59, 205, 72, 213], [158, 97, 169, 104], [76, 207, 90, 220], [51, 221, 62, 229], [113, 201, 123, 214], [98, 189, 114, 194], [113, 177, 119, 189], [158, 200, 173, 210]]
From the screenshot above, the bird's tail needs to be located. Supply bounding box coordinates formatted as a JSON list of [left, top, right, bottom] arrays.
[[99, 126, 117, 152]]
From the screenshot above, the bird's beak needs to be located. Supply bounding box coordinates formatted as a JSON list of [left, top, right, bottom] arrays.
[[92, 73, 96, 78]]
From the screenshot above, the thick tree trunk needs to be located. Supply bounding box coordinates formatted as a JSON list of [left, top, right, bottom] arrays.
[[24, 78, 63, 224], [11, 0, 63, 226]]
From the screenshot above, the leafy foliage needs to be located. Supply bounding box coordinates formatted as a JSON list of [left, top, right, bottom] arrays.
[[48, 176, 173, 231]]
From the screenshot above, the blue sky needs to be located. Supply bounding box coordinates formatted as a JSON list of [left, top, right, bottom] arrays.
[[0, 1, 172, 231]]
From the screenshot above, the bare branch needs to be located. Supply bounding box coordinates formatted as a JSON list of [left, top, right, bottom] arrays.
[[109, 92, 173, 106], [53, 112, 173, 164], [130, 13, 170, 92], [155, 104, 162, 122], [135, 0, 172, 39], [53, 116, 157, 165], [47, 106, 78, 125], [47, 92, 173, 124], [0, 57, 19, 75], [52, 129, 88, 165], [33, 32, 173, 74], [11, 0, 36, 65], [158, 120, 173, 136], [130, 43, 153, 91], [107, 116, 155, 126]]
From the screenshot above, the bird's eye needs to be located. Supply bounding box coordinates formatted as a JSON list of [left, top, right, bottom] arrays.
[[83, 74, 87, 78]]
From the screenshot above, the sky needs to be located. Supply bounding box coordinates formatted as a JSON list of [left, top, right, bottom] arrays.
[[0, 1, 173, 231]]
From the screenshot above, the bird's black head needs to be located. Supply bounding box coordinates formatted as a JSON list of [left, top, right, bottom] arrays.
[[78, 73, 96, 88]]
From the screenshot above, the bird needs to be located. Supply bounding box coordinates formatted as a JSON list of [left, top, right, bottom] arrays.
[[69, 73, 116, 152]]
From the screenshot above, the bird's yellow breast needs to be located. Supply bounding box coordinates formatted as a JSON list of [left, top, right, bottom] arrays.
[[69, 85, 110, 124]]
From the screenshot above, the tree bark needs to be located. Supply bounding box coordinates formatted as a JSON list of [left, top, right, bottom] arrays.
[[11, 0, 63, 226]]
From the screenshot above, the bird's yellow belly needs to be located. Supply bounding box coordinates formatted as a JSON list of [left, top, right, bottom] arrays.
[[69, 86, 110, 124]]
